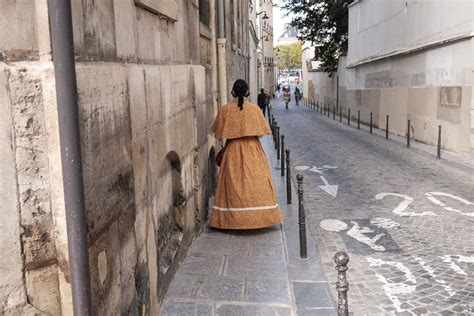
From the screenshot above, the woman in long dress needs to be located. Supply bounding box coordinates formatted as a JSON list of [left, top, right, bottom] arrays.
[[210, 79, 283, 230], [283, 87, 291, 109]]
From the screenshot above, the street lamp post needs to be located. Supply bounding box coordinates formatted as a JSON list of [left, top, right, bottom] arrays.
[[257, 11, 269, 91]]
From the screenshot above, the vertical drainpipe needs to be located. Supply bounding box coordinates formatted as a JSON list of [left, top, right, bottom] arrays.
[[48, 0, 92, 315], [217, 0, 228, 106]]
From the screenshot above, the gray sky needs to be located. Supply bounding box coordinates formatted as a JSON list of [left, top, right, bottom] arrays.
[[273, 1, 293, 46]]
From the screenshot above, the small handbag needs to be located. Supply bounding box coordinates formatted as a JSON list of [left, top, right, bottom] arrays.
[[216, 146, 226, 167]]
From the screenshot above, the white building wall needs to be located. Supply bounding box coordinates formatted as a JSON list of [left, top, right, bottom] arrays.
[[345, 0, 474, 155]]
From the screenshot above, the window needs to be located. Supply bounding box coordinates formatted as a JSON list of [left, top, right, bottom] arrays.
[[199, 0, 211, 27]]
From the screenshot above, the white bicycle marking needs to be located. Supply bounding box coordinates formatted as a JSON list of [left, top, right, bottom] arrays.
[[370, 217, 400, 230], [319, 219, 347, 232], [375, 193, 436, 217], [295, 165, 310, 171], [347, 221, 386, 251]]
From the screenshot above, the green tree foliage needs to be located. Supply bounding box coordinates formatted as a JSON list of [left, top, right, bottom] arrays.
[[274, 41, 302, 71], [282, 0, 351, 73]]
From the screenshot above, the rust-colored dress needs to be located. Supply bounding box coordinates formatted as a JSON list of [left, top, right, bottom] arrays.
[[210, 99, 283, 229]]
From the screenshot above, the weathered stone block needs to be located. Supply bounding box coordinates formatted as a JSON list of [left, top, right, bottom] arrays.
[[135, 0, 179, 21], [128, 65, 147, 137], [119, 210, 138, 313], [114, 0, 138, 60], [71, 0, 117, 59], [0, 0, 38, 60], [26, 265, 61, 315], [76, 65, 134, 241], [144, 66, 163, 125], [0, 67, 27, 311], [136, 8, 162, 63], [170, 65, 190, 117], [89, 222, 122, 315]]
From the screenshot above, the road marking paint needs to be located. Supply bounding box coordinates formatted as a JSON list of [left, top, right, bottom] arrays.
[[309, 166, 324, 174], [375, 193, 436, 217], [425, 192, 474, 217], [295, 165, 310, 171], [319, 219, 347, 232], [318, 176, 338, 197], [322, 165, 338, 169], [414, 257, 456, 297], [370, 217, 400, 230], [347, 221, 386, 251], [367, 257, 416, 313], [440, 255, 474, 276]]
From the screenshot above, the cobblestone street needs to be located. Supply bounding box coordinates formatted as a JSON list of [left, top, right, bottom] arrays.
[[271, 99, 474, 315]]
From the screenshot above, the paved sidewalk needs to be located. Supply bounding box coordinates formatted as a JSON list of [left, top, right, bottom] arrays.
[[160, 134, 337, 315]]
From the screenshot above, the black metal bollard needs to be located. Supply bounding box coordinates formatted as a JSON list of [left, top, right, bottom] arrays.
[[386, 115, 389, 139], [340, 107, 342, 122], [286, 149, 291, 204], [407, 119, 411, 147], [297, 174, 308, 259], [333, 106, 336, 120], [323, 103, 326, 116], [269, 107, 273, 127], [437, 125, 442, 159], [334, 252, 350, 316], [357, 111, 360, 129], [281, 135, 285, 177], [276, 126, 280, 160], [275, 124, 279, 150], [347, 108, 350, 125], [370, 112, 373, 134], [271, 116, 275, 141]]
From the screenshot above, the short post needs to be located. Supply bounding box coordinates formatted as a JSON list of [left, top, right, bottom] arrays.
[[323, 103, 326, 116], [328, 105, 331, 117], [386, 115, 389, 139], [297, 174, 308, 259], [271, 116, 275, 141], [357, 111, 360, 129], [437, 125, 442, 159], [340, 107, 342, 122], [276, 126, 280, 160], [268, 107, 272, 127], [407, 119, 411, 147], [370, 112, 373, 134], [334, 252, 350, 316], [347, 108, 350, 126], [275, 124, 279, 150], [333, 106, 336, 120], [286, 149, 291, 204], [281, 135, 285, 177]]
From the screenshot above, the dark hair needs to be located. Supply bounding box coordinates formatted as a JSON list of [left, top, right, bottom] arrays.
[[260, 88, 264, 93], [232, 79, 249, 110]]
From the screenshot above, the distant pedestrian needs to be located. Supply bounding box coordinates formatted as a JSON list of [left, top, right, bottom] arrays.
[[211, 79, 283, 229], [257, 88, 268, 117], [294, 87, 301, 106], [283, 87, 291, 109]]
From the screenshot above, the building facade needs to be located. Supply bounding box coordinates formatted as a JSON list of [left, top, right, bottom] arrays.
[[257, 0, 275, 94], [303, 0, 474, 155], [0, 0, 254, 314], [346, 0, 474, 154]]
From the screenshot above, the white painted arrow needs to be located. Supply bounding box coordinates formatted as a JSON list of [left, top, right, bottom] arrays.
[[318, 176, 338, 197]]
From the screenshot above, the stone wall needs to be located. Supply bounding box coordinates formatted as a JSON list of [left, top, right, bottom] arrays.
[[0, 0, 244, 314]]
